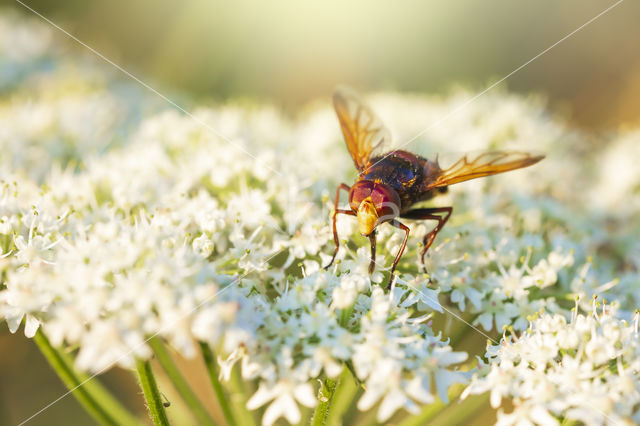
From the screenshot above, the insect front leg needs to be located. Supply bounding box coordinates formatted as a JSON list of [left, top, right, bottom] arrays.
[[387, 220, 410, 290], [324, 183, 354, 270], [368, 230, 377, 275], [400, 207, 452, 273]]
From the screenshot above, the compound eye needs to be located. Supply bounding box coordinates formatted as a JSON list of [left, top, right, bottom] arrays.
[[349, 181, 375, 211], [371, 184, 401, 218]]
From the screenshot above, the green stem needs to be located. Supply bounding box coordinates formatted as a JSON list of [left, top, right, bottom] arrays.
[[200, 342, 237, 426], [228, 364, 257, 426], [339, 305, 354, 328], [426, 391, 490, 425], [397, 384, 465, 426], [310, 376, 338, 426], [136, 358, 170, 426], [344, 361, 365, 389], [76, 369, 141, 426], [33, 329, 139, 426], [326, 367, 360, 426], [148, 337, 216, 426]]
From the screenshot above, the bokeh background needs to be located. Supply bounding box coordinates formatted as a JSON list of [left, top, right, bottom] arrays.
[[1, 1, 639, 425], [6, 0, 640, 129]]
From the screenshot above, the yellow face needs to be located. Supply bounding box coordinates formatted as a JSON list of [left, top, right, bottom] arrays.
[[356, 197, 378, 236]]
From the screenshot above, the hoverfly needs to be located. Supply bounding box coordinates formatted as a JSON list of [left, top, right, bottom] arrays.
[[324, 87, 544, 289]]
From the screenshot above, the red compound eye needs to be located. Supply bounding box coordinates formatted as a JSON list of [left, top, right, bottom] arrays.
[[349, 180, 374, 211], [371, 183, 401, 219], [349, 180, 401, 221]]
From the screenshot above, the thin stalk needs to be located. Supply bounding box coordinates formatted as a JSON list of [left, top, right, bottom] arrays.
[[148, 337, 216, 426], [200, 342, 237, 426], [326, 367, 359, 426], [426, 391, 490, 425], [397, 384, 465, 426], [310, 376, 338, 426], [228, 364, 257, 426], [339, 305, 354, 328], [73, 363, 142, 425], [136, 358, 170, 426], [344, 361, 365, 389], [33, 329, 139, 426]]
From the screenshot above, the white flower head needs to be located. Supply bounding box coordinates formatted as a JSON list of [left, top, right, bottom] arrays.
[[465, 304, 640, 425]]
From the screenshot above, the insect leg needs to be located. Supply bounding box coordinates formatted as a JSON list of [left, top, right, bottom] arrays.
[[400, 207, 452, 273], [324, 183, 354, 270], [368, 230, 377, 275], [387, 220, 410, 290]]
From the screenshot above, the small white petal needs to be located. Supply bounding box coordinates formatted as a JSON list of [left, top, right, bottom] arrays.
[[377, 389, 407, 422], [477, 313, 494, 331], [262, 394, 300, 426], [435, 369, 467, 403], [24, 315, 40, 338], [490, 388, 503, 408], [405, 378, 434, 404], [325, 361, 343, 379], [7, 314, 23, 334], [247, 383, 276, 410], [294, 383, 317, 408], [531, 404, 559, 426], [357, 386, 384, 411]]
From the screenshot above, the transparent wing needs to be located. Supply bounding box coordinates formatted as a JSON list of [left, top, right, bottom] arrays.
[[424, 151, 544, 190], [333, 87, 392, 171]]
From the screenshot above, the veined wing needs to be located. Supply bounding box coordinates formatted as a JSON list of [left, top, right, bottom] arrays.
[[424, 151, 544, 190], [333, 87, 392, 171]]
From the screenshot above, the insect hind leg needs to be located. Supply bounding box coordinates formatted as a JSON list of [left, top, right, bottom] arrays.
[[400, 207, 452, 274]]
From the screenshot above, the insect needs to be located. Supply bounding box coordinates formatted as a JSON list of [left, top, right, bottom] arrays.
[[324, 87, 544, 289]]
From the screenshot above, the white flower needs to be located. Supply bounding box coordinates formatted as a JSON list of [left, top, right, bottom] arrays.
[[308, 346, 343, 379], [530, 250, 574, 289], [399, 275, 444, 313], [331, 273, 370, 309], [496, 402, 559, 426], [192, 234, 214, 258], [246, 380, 316, 426], [357, 360, 434, 422], [339, 246, 383, 283]]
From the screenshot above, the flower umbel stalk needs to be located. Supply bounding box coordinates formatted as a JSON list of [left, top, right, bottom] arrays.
[[148, 337, 215, 426], [326, 367, 360, 426], [229, 364, 257, 426], [310, 375, 338, 426], [200, 342, 237, 426], [135, 358, 170, 426], [33, 329, 140, 426], [397, 384, 466, 426], [427, 391, 490, 425]]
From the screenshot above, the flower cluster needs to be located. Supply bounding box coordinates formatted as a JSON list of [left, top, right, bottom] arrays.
[[463, 302, 640, 425], [0, 93, 467, 424], [0, 106, 468, 422]]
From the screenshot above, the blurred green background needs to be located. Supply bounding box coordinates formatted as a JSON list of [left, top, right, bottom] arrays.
[[6, 0, 640, 130], [2, 1, 639, 424]]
